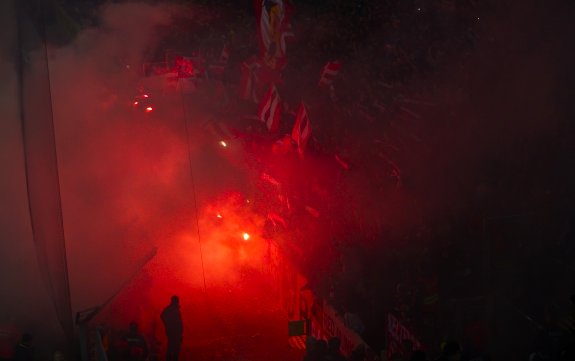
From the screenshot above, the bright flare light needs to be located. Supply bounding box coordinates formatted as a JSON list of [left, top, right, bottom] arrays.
[[220, 140, 227, 148], [133, 101, 139, 105], [242, 232, 250, 241], [143, 94, 149, 98], [146, 106, 153, 112], [216, 213, 223, 219]]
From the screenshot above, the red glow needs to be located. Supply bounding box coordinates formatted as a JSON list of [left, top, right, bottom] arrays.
[[145, 106, 153, 112], [133, 101, 139, 105], [143, 94, 149, 98], [185, 192, 266, 280]]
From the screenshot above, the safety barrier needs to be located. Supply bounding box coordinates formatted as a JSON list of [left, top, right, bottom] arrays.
[[265, 240, 372, 356]]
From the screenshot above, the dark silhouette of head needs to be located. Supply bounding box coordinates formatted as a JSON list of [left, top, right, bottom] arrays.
[[328, 337, 341, 352], [316, 339, 328, 353], [305, 336, 317, 354], [171, 295, 179, 306]]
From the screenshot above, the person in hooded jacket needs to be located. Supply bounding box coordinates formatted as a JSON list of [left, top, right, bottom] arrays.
[[161, 296, 183, 361]]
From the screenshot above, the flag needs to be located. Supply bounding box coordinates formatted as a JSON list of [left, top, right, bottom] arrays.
[[219, 44, 230, 64], [291, 103, 311, 154], [279, 23, 295, 59], [319, 61, 341, 87], [257, 0, 293, 70], [335, 154, 350, 170], [257, 85, 282, 132], [209, 44, 230, 77], [261, 172, 281, 186], [305, 206, 320, 218], [240, 58, 261, 103], [268, 212, 287, 228]]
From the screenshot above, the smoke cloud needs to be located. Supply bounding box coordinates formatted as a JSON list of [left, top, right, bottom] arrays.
[[0, 0, 259, 350]]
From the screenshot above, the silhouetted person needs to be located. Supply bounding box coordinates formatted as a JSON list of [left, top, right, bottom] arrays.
[[161, 296, 183, 361], [14, 333, 33, 361], [122, 322, 148, 361], [302, 336, 317, 361], [316, 339, 328, 361], [326, 337, 346, 361], [304, 338, 327, 361]]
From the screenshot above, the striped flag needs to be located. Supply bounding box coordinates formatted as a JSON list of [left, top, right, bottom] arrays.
[[259, 1, 285, 54], [257, 0, 293, 70], [319, 61, 341, 87], [240, 58, 261, 103], [220, 44, 230, 64], [279, 23, 295, 58], [257, 85, 281, 132], [291, 103, 311, 154]]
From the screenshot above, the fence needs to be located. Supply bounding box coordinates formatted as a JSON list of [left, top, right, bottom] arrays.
[[264, 240, 375, 357]]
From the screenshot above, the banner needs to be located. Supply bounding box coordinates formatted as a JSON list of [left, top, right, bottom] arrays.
[[386, 313, 422, 358], [16, 1, 73, 339]]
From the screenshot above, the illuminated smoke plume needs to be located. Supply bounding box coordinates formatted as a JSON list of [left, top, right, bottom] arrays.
[[0, 0, 258, 347]]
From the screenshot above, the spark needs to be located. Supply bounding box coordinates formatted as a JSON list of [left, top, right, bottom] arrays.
[[133, 101, 139, 105], [243, 232, 250, 241], [146, 106, 153, 112], [220, 140, 228, 148], [216, 213, 223, 219], [143, 94, 149, 98]]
